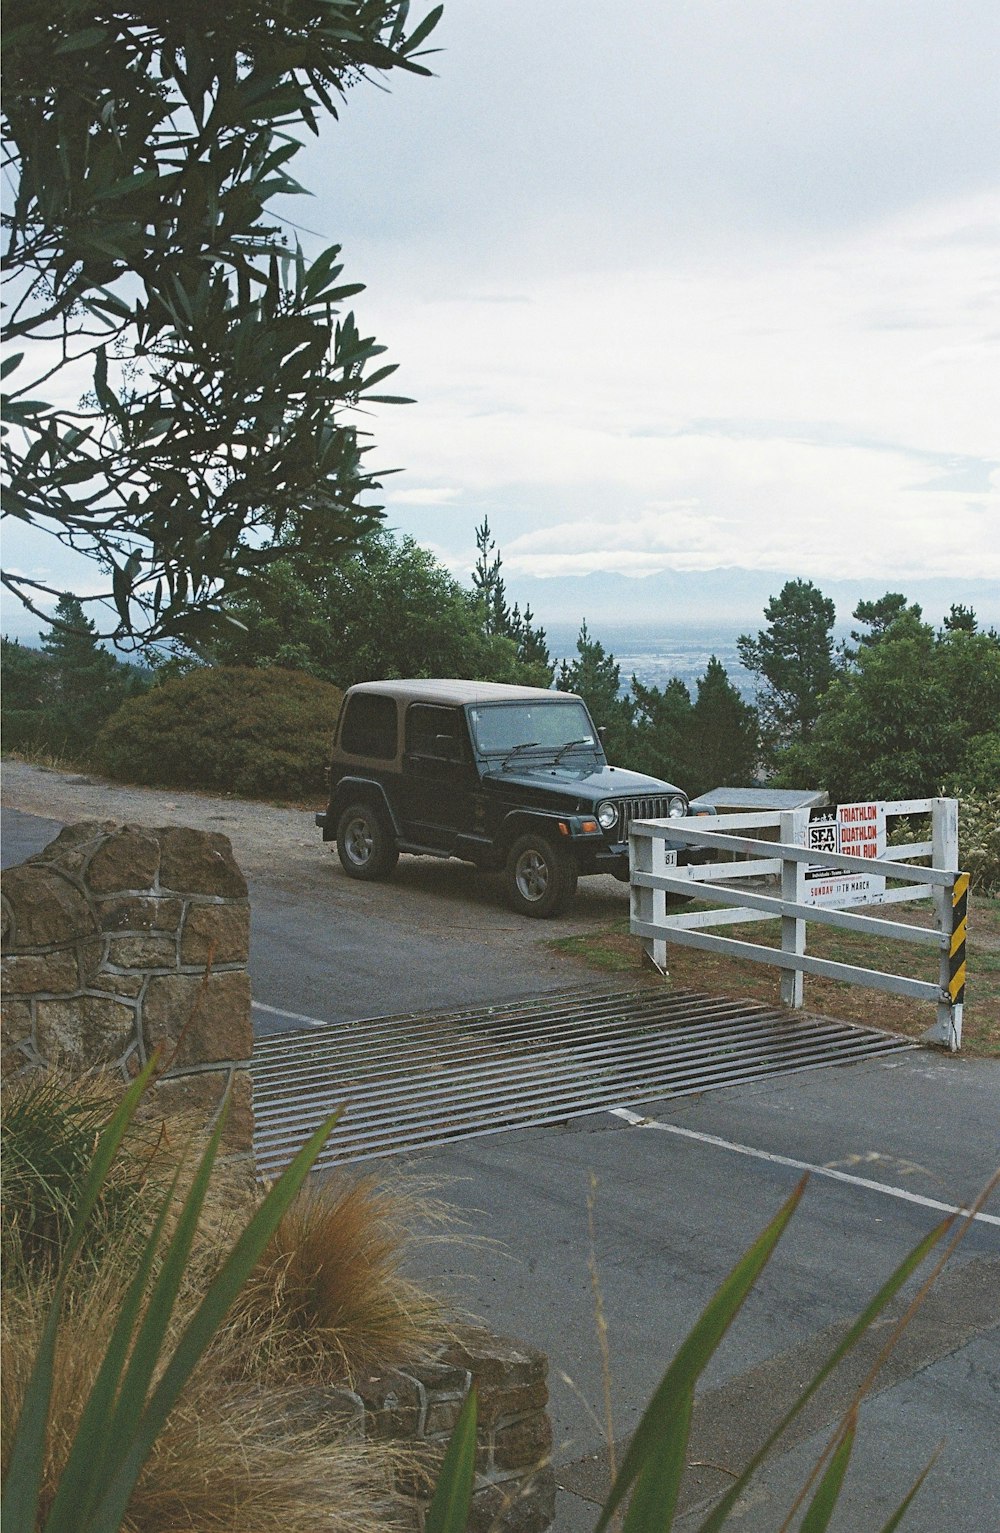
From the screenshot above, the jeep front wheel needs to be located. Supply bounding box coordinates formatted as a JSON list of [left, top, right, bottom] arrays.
[[336, 803, 399, 881], [504, 834, 578, 918]]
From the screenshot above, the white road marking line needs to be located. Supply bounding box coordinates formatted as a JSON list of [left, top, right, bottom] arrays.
[[607, 1107, 1000, 1228], [252, 1000, 331, 1028]]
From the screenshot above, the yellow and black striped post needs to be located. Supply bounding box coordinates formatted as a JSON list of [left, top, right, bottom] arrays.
[[948, 871, 969, 1009]]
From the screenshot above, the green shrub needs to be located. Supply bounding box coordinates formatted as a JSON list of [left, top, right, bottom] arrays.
[[957, 793, 1000, 895], [1, 1073, 160, 1277], [950, 729, 1000, 795], [93, 666, 342, 800]]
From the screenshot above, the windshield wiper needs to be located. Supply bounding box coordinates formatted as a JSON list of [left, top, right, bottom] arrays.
[[552, 738, 589, 763], [501, 741, 538, 768]]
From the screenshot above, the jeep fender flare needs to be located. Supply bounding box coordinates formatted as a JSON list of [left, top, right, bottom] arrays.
[[495, 809, 574, 859], [328, 778, 400, 839]]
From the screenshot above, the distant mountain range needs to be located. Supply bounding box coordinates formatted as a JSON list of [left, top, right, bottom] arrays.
[[503, 568, 1000, 631]]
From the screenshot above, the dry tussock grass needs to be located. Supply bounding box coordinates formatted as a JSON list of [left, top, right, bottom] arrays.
[[3, 1071, 456, 1527], [227, 1174, 452, 1387], [1, 1263, 410, 1533]]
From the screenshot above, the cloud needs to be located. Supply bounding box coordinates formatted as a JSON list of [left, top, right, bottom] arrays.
[[315, 0, 1000, 255], [348, 189, 999, 585], [387, 486, 463, 505]]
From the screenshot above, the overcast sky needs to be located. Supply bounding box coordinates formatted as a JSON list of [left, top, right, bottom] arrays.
[[4, 0, 998, 640], [309, 0, 1000, 597]]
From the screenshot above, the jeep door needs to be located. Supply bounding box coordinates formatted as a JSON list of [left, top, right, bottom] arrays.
[[400, 704, 478, 850]]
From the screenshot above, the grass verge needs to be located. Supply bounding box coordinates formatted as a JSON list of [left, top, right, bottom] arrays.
[[548, 894, 1000, 1057]]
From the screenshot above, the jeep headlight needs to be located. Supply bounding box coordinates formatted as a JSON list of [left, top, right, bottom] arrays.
[[596, 800, 618, 831], [667, 795, 687, 819]]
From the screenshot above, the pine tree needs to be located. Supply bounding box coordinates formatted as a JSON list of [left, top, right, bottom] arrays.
[[628, 676, 696, 786], [689, 656, 759, 794], [559, 621, 634, 759], [737, 579, 836, 759], [472, 518, 510, 636], [471, 519, 553, 683], [841, 592, 922, 660], [0, 637, 51, 751], [37, 595, 143, 757], [942, 603, 977, 634]]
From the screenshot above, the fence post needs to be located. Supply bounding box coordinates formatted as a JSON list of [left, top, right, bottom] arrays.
[[779, 809, 808, 1008], [630, 826, 667, 975], [925, 797, 963, 1051]]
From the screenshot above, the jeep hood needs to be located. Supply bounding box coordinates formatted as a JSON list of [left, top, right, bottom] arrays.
[[481, 759, 684, 798]]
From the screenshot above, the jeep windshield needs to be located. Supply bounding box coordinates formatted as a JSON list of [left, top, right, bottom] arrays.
[[468, 700, 599, 759]]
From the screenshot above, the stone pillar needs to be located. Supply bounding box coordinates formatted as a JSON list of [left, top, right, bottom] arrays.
[[1, 821, 253, 1155]]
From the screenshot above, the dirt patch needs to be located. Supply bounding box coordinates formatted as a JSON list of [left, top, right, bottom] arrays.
[[549, 897, 1000, 1057]]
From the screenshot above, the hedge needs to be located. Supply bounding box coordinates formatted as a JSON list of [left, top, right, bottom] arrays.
[[93, 666, 342, 801]]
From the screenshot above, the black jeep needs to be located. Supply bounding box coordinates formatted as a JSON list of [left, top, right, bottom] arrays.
[[316, 679, 704, 917]]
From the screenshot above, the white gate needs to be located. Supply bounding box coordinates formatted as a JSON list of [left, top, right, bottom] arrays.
[[629, 798, 968, 1051]]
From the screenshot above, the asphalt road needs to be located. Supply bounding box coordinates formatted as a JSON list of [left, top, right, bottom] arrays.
[[3, 799, 998, 1530]]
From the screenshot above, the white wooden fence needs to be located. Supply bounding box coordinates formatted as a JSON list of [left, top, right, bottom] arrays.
[[629, 798, 967, 1051]]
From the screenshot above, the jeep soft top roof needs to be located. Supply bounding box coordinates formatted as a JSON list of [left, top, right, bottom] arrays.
[[345, 679, 583, 707]]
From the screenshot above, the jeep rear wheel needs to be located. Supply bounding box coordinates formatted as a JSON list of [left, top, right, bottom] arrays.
[[336, 803, 399, 881], [504, 833, 578, 918]]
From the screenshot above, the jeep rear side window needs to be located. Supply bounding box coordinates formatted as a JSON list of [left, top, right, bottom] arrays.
[[339, 694, 397, 759]]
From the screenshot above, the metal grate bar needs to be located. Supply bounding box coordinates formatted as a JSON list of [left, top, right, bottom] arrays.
[[251, 985, 726, 1060], [250, 1005, 839, 1111], [250, 987, 914, 1176], [250, 994, 783, 1098], [252, 1028, 906, 1161]]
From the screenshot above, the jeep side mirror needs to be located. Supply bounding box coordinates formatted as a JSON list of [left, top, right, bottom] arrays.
[[598, 726, 608, 742], [435, 733, 458, 760]]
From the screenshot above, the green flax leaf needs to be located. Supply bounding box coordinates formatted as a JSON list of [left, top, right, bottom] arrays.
[[622, 1386, 693, 1533], [875, 1448, 941, 1533], [799, 1418, 856, 1533], [596, 1178, 806, 1533], [695, 1217, 950, 1533], [425, 1387, 478, 1533], [43, 1160, 190, 1533], [86, 1110, 341, 1533], [0, 1062, 155, 1533], [83, 1103, 233, 1511]]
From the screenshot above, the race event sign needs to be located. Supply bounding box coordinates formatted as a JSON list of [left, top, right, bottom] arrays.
[[802, 802, 886, 908]]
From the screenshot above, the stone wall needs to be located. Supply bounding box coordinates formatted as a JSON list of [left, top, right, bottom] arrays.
[[325, 1328, 555, 1532], [1, 820, 253, 1153]]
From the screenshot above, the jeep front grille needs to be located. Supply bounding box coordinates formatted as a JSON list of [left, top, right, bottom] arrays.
[[614, 796, 678, 837]]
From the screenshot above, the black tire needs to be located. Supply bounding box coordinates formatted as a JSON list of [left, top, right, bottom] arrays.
[[336, 802, 399, 881], [504, 833, 578, 918]]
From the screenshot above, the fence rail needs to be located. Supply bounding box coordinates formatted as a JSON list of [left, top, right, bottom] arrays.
[[629, 798, 965, 1050]]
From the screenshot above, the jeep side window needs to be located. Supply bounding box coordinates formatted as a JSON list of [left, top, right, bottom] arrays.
[[405, 704, 465, 762], [339, 693, 397, 759]]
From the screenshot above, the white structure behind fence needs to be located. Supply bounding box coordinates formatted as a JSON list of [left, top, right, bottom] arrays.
[[630, 798, 966, 1051]]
